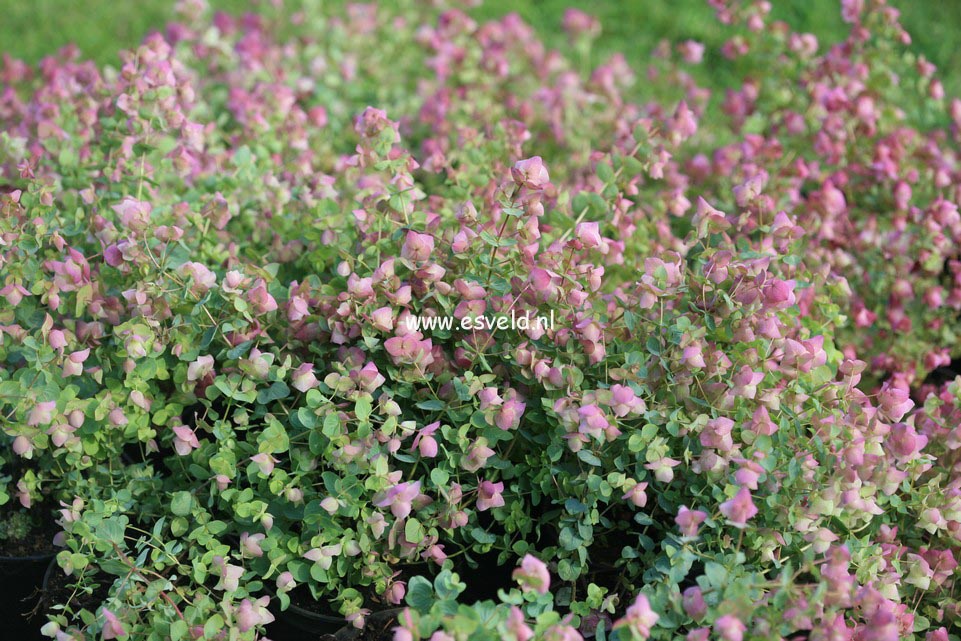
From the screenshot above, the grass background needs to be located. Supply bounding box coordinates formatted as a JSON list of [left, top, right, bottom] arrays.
[[1, 1, 959, 97]]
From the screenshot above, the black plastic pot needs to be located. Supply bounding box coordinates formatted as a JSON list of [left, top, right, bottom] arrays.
[[0, 551, 56, 640], [267, 595, 347, 640], [268, 598, 404, 641]]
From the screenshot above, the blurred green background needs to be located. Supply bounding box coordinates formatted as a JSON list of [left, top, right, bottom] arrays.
[[1, 0, 959, 97]]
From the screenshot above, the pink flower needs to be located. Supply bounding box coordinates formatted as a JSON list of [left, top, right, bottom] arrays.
[[511, 157, 550, 190], [0, 283, 30, 307], [240, 532, 265, 558], [463, 439, 496, 472], [28, 401, 57, 426], [187, 355, 215, 382], [678, 40, 705, 64], [714, 614, 746, 641], [384, 331, 435, 368], [476, 480, 505, 511], [247, 280, 278, 314], [375, 480, 422, 519], [12, 435, 32, 457], [672, 101, 698, 140], [304, 544, 342, 570], [371, 306, 394, 332], [291, 363, 320, 392], [172, 425, 200, 455], [613, 594, 659, 639], [250, 453, 279, 476], [411, 421, 440, 458], [878, 381, 914, 421], [108, 408, 128, 427], [507, 606, 534, 641], [675, 506, 708, 537], [682, 344, 706, 368], [112, 197, 152, 232], [495, 398, 526, 430], [575, 222, 602, 249], [276, 571, 295, 592], [512, 554, 550, 595], [623, 482, 648, 508], [235, 597, 274, 632], [401, 231, 435, 263], [386, 581, 407, 605], [478, 387, 503, 410], [179, 262, 217, 295], [763, 279, 796, 309], [887, 422, 928, 461], [719, 487, 759, 528], [236, 599, 259, 633], [577, 404, 610, 439], [645, 457, 681, 483], [682, 587, 707, 619], [287, 295, 309, 321], [102, 608, 127, 639], [562, 9, 599, 37], [63, 348, 90, 377], [354, 361, 386, 391], [48, 330, 67, 350], [610, 384, 645, 417], [215, 558, 244, 592]]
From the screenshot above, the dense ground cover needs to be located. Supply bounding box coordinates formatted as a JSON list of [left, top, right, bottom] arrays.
[[2, 1, 961, 640], [3, 1, 961, 100]]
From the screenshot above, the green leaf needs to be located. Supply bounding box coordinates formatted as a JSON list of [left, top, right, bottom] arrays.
[[171, 491, 192, 517], [471, 527, 497, 545], [646, 337, 661, 355], [430, 468, 450, 487], [170, 620, 189, 641], [258, 417, 289, 453], [322, 413, 341, 438], [406, 575, 434, 610], [227, 340, 253, 360], [577, 449, 602, 466], [433, 570, 465, 601], [257, 381, 290, 405], [405, 518, 425, 543], [704, 562, 727, 588], [355, 396, 372, 422], [204, 614, 225, 639]]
